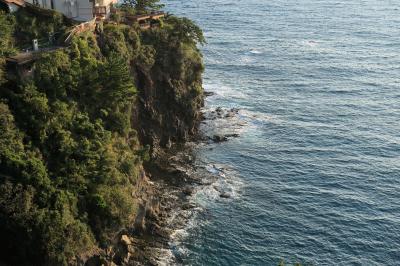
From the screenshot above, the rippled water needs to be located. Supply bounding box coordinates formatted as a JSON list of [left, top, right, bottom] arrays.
[[165, 0, 400, 265]]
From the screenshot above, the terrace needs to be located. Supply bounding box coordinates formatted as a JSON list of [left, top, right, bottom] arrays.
[[121, 10, 165, 30], [5, 46, 65, 79]]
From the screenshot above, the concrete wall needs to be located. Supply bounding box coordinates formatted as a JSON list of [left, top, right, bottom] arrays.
[[76, 0, 93, 21], [25, 0, 95, 21]]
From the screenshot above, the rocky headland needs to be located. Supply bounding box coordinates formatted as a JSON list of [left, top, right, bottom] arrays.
[[0, 4, 207, 265]]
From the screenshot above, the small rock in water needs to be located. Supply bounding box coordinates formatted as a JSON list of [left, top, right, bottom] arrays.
[[215, 107, 224, 116], [220, 192, 231, 199], [212, 135, 228, 142], [182, 203, 196, 210], [204, 91, 215, 97]]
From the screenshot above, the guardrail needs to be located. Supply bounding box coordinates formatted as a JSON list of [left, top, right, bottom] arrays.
[[64, 18, 96, 44]]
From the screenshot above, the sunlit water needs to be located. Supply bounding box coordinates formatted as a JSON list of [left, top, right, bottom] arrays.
[[165, 0, 400, 265]]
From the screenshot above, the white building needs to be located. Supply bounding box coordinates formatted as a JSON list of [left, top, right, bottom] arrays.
[[25, 0, 117, 21], [0, 0, 25, 13]]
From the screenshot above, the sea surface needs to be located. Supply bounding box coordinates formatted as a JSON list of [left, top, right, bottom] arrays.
[[165, 0, 400, 265]]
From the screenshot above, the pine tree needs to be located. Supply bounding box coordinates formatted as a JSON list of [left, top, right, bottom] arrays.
[[122, 0, 164, 13]]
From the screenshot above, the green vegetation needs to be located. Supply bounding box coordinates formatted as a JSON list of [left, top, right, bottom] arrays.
[[0, 11, 15, 84], [122, 0, 164, 14], [0, 36, 141, 265], [13, 6, 73, 49], [0, 5, 204, 266]]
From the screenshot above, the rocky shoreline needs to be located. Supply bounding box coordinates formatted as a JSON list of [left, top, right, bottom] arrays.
[[82, 143, 200, 266], [81, 95, 244, 265], [127, 102, 243, 265]]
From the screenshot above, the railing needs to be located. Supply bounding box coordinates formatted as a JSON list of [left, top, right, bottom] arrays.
[[64, 18, 96, 44], [125, 14, 150, 22]]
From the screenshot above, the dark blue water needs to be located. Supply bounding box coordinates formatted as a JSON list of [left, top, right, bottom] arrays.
[[166, 0, 400, 265]]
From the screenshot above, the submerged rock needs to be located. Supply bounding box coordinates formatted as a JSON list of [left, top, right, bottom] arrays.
[[182, 203, 196, 210], [220, 192, 231, 199], [212, 135, 228, 142], [225, 133, 240, 138], [204, 107, 240, 121], [204, 91, 215, 97]]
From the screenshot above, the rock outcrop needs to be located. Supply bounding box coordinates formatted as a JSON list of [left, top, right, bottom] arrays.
[[133, 41, 205, 154]]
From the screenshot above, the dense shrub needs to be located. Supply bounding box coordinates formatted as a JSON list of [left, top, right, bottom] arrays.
[[0, 33, 141, 264]]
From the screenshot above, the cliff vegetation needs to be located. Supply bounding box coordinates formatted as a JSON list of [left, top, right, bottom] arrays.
[[0, 1, 204, 264]]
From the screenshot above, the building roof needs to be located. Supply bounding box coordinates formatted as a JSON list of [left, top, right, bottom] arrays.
[[0, 0, 25, 7]]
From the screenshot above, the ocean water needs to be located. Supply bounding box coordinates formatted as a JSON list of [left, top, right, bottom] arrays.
[[165, 0, 400, 265]]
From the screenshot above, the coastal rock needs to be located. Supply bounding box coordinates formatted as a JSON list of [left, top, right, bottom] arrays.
[[225, 133, 240, 138], [183, 186, 194, 196], [143, 197, 160, 220], [182, 203, 196, 210], [212, 135, 228, 142], [134, 205, 147, 233], [220, 192, 231, 199], [204, 91, 215, 97], [205, 107, 240, 121], [135, 56, 204, 154], [120, 235, 132, 247]]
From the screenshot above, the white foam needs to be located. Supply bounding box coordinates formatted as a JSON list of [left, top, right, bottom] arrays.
[[249, 49, 263, 54], [195, 164, 243, 205], [238, 108, 287, 127], [203, 83, 248, 100], [205, 164, 221, 174], [164, 162, 244, 264], [170, 228, 189, 240], [148, 247, 175, 266], [305, 40, 319, 47]]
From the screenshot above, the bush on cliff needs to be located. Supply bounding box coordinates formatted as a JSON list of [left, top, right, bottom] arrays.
[[0, 11, 15, 84]]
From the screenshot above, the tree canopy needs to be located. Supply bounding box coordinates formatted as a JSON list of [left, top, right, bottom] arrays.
[[0, 11, 15, 84], [122, 0, 164, 13]]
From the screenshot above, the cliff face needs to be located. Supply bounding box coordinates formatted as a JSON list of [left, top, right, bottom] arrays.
[[0, 8, 204, 266], [134, 26, 205, 153], [136, 51, 204, 150]]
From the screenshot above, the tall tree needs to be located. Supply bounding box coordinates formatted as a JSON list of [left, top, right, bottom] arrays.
[[122, 0, 164, 13]]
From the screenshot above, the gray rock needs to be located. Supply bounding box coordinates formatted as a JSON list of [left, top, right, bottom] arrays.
[[183, 186, 194, 196], [212, 135, 228, 142], [220, 192, 231, 199]]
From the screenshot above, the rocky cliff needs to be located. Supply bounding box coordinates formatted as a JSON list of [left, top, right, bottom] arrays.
[[134, 25, 205, 153], [0, 7, 204, 266]]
